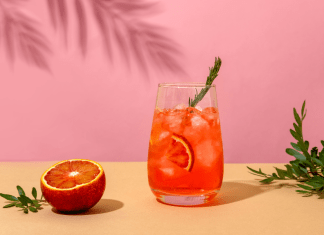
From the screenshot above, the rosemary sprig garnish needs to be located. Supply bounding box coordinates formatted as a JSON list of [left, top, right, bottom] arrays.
[[247, 101, 324, 198], [0, 186, 45, 213], [189, 57, 222, 107]]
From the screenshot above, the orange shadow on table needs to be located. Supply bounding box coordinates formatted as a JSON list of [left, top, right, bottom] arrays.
[[52, 199, 124, 215]]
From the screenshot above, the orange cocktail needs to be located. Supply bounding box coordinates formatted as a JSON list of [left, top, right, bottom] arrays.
[[147, 83, 224, 206]]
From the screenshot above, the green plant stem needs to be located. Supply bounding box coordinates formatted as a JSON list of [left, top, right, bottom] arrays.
[[1, 187, 46, 213], [247, 101, 324, 198], [189, 57, 222, 107]]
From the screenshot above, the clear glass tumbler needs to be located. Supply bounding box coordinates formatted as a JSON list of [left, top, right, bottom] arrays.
[[147, 83, 224, 206]]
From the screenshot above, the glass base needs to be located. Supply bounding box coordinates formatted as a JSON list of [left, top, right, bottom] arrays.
[[151, 189, 219, 206]]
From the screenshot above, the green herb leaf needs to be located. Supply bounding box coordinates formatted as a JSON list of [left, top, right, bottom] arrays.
[[275, 167, 286, 179], [247, 101, 324, 198], [290, 162, 301, 177], [1, 187, 45, 214], [297, 143, 311, 161], [18, 197, 28, 206], [302, 161, 313, 168], [297, 184, 313, 191], [29, 206, 37, 213], [302, 110, 307, 120], [313, 175, 324, 183], [311, 147, 318, 158], [20, 195, 33, 205], [272, 173, 279, 179], [16, 186, 25, 196], [246, 166, 260, 174], [284, 165, 294, 178], [293, 108, 302, 126], [32, 188, 37, 200], [247, 166, 267, 176], [3, 203, 16, 208], [286, 148, 306, 161], [301, 100, 306, 117], [305, 181, 323, 189], [296, 190, 311, 194], [297, 141, 307, 152], [312, 158, 323, 166], [260, 178, 274, 184], [293, 123, 302, 136], [300, 167, 308, 175], [15, 203, 24, 208], [291, 142, 301, 151], [319, 152, 324, 162], [32, 200, 41, 208], [290, 129, 301, 141], [305, 141, 309, 150], [0, 193, 18, 201]]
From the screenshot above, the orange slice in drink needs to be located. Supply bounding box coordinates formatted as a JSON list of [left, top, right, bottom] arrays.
[[166, 134, 194, 171], [40, 159, 106, 212]]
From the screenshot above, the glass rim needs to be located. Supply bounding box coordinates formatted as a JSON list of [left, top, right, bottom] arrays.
[[158, 82, 215, 88]]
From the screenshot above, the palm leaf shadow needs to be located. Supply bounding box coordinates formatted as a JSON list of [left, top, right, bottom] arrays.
[[49, 0, 185, 76], [0, 0, 185, 75], [91, 0, 113, 61], [74, 0, 87, 55], [91, 0, 185, 75], [3, 13, 15, 62], [47, 0, 68, 45], [0, 1, 52, 71]]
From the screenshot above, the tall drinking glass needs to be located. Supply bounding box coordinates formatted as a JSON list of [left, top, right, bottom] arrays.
[[147, 83, 224, 206]]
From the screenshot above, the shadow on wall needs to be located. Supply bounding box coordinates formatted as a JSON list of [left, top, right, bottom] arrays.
[[0, 0, 184, 76]]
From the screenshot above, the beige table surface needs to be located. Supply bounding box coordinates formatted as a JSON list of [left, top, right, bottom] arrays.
[[0, 162, 322, 235]]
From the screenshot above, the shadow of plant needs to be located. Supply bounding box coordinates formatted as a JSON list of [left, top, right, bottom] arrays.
[[275, 182, 324, 199], [203, 180, 324, 207], [0, 0, 52, 71], [0, 0, 184, 75], [54, 0, 184, 75]]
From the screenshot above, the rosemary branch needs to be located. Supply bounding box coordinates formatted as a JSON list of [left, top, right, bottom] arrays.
[[189, 57, 222, 107]]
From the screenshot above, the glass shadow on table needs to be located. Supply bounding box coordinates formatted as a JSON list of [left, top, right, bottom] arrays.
[[52, 199, 124, 215], [198, 181, 282, 207]]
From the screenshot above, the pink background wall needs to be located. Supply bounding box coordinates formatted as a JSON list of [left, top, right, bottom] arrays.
[[1, 0, 324, 163]]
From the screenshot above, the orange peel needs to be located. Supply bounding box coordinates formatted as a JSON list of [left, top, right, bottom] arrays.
[[40, 159, 106, 212]]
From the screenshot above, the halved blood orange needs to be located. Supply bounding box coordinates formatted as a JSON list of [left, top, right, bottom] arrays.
[[40, 159, 106, 212], [166, 134, 194, 171]]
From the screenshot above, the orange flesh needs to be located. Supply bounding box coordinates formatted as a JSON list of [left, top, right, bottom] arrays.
[[167, 139, 189, 168], [44, 161, 100, 189], [166, 135, 193, 171]]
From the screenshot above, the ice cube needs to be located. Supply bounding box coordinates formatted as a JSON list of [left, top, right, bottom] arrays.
[[191, 115, 209, 129], [182, 114, 209, 145], [195, 139, 222, 167], [173, 103, 187, 110], [201, 107, 220, 126], [161, 167, 175, 177], [163, 112, 185, 133], [195, 106, 202, 112], [159, 131, 171, 141]]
